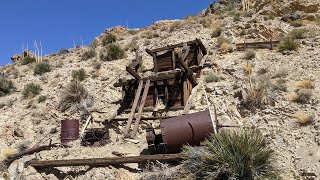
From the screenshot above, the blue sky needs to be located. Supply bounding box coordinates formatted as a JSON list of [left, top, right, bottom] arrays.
[[0, 0, 213, 66]]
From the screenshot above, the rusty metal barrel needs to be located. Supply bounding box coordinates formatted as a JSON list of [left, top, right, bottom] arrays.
[[61, 119, 79, 144], [160, 110, 213, 153]]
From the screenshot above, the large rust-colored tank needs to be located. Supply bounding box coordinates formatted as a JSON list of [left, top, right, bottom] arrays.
[[147, 110, 214, 154]]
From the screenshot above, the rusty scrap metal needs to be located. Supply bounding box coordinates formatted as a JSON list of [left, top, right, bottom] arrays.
[[81, 128, 110, 147]]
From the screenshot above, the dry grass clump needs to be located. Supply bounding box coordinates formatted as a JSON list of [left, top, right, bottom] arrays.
[[92, 61, 102, 70], [273, 67, 288, 78], [289, 28, 307, 39], [100, 44, 125, 61], [182, 130, 280, 180], [169, 21, 181, 32], [288, 89, 312, 104], [290, 20, 303, 27], [201, 16, 212, 28], [72, 69, 87, 81], [272, 79, 287, 92], [58, 81, 88, 112], [81, 49, 96, 61], [217, 35, 230, 47], [243, 63, 253, 75], [205, 73, 219, 83], [140, 162, 184, 180], [102, 33, 116, 46], [0, 78, 15, 96], [22, 83, 41, 98], [294, 112, 313, 125], [296, 79, 314, 89], [244, 49, 256, 60], [211, 26, 222, 37], [278, 38, 299, 51], [34, 62, 51, 75], [257, 67, 269, 75], [125, 39, 139, 52], [38, 95, 47, 103]]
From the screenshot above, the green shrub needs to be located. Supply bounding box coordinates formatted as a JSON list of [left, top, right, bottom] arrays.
[[34, 62, 51, 75], [278, 39, 299, 51], [102, 33, 116, 46], [0, 78, 15, 96], [205, 73, 219, 83], [81, 49, 96, 61], [290, 20, 303, 27], [100, 44, 125, 61], [201, 16, 212, 28], [182, 129, 280, 180], [244, 49, 256, 60], [211, 26, 222, 37], [289, 28, 307, 39], [90, 39, 98, 48], [72, 69, 87, 81], [169, 21, 181, 32], [22, 57, 36, 65], [38, 95, 47, 103], [22, 83, 41, 98], [233, 12, 241, 22], [58, 81, 88, 112]]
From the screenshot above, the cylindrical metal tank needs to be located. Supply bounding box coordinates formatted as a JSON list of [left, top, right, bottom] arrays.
[[160, 110, 213, 153], [61, 119, 79, 144]]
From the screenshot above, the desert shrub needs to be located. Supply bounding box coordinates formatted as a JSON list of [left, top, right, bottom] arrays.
[[233, 12, 241, 22], [201, 16, 212, 28], [0, 78, 15, 96], [102, 33, 116, 46], [220, 42, 233, 52], [272, 79, 287, 92], [34, 62, 51, 75], [140, 162, 184, 180], [244, 49, 256, 60], [38, 95, 47, 103], [289, 28, 307, 39], [211, 26, 222, 37], [289, 89, 312, 104], [257, 67, 269, 75], [267, 14, 275, 20], [278, 38, 299, 51], [296, 79, 314, 89], [58, 81, 88, 112], [81, 49, 96, 61], [182, 129, 280, 180], [72, 69, 87, 81], [100, 44, 125, 61], [22, 83, 41, 98], [205, 73, 219, 83], [92, 61, 102, 70], [90, 39, 98, 48], [217, 35, 230, 47], [295, 112, 313, 125], [273, 67, 288, 78], [125, 39, 139, 52], [22, 57, 36, 65], [290, 20, 303, 27], [244, 63, 253, 75], [169, 21, 181, 32], [58, 48, 69, 55]]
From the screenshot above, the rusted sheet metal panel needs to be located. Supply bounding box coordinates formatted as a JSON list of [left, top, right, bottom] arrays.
[[61, 120, 79, 144], [160, 110, 213, 153]]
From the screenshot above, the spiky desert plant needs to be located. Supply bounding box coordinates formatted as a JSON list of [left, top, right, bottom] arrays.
[[34, 62, 51, 75], [0, 78, 15, 96], [182, 129, 280, 180], [72, 68, 87, 81], [58, 81, 88, 112], [22, 83, 41, 98]]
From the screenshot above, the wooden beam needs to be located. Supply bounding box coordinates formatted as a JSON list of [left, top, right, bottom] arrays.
[[146, 48, 153, 56], [153, 53, 158, 73], [124, 80, 144, 136], [130, 80, 151, 138], [126, 66, 141, 80], [172, 50, 176, 69], [26, 154, 183, 168], [109, 116, 177, 122]]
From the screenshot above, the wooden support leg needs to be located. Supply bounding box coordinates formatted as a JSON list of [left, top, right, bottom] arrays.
[[130, 80, 151, 138], [124, 80, 144, 137]]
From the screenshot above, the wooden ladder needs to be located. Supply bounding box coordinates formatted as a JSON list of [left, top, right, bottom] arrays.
[[124, 79, 151, 138]]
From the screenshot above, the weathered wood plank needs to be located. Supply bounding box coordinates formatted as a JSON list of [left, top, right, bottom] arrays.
[[126, 66, 141, 80], [130, 80, 151, 138], [26, 154, 183, 167], [124, 80, 144, 136]]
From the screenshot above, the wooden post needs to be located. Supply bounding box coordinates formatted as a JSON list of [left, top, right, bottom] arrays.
[[172, 50, 176, 70], [153, 53, 158, 73], [130, 80, 151, 138], [26, 154, 183, 168], [124, 80, 144, 136], [153, 81, 159, 110], [164, 80, 169, 106]]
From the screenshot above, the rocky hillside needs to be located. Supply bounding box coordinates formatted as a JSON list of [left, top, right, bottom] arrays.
[[1, 0, 319, 179]]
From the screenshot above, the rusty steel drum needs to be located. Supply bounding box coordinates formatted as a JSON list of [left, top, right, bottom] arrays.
[[61, 119, 79, 144], [160, 110, 213, 153]]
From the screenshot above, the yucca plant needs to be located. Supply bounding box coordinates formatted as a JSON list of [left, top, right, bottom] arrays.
[[182, 129, 280, 180]]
